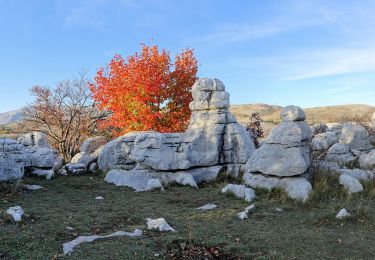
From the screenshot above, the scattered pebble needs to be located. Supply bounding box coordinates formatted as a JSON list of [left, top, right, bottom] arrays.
[[196, 203, 217, 210], [6, 206, 24, 222], [336, 208, 351, 219], [146, 218, 175, 232], [221, 184, 255, 202], [66, 226, 74, 231], [237, 204, 255, 220], [276, 208, 283, 212], [24, 184, 44, 190], [95, 196, 104, 200], [62, 229, 142, 255]]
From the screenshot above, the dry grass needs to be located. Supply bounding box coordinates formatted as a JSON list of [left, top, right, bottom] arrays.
[[230, 103, 375, 137]]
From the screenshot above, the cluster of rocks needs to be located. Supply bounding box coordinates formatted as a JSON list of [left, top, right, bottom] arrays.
[[64, 136, 107, 175], [98, 78, 256, 190], [243, 106, 313, 202], [311, 116, 375, 193], [0, 132, 62, 182]]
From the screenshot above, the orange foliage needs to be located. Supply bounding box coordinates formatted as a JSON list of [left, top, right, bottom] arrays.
[[90, 44, 198, 136]]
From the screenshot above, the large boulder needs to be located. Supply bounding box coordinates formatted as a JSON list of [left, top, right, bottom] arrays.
[[358, 149, 375, 170], [325, 143, 356, 167], [339, 123, 372, 151], [246, 106, 312, 177], [18, 132, 49, 148], [99, 78, 256, 184], [311, 132, 340, 151], [244, 105, 312, 202], [280, 105, 306, 122], [0, 138, 25, 182]]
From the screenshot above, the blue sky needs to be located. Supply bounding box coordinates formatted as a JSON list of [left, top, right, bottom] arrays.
[[1, 0, 375, 113]]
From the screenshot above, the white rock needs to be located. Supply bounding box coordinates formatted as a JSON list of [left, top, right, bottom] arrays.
[[146, 218, 175, 232], [339, 123, 372, 151], [276, 208, 283, 212], [66, 226, 74, 231], [339, 168, 374, 181], [62, 229, 142, 255], [236, 204, 255, 220], [311, 132, 339, 151], [95, 196, 104, 200], [6, 206, 24, 222], [280, 105, 306, 122], [221, 184, 255, 202], [336, 208, 351, 219], [339, 174, 363, 194], [18, 132, 50, 148], [196, 203, 217, 210], [325, 143, 356, 167], [243, 173, 312, 203], [278, 178, 312, 203], [31, 168, 54, 179], [358, 149, 375, 170], [0, 138, 25, 182], [145, 179, 164, 191], [24, 184, 44, 190]]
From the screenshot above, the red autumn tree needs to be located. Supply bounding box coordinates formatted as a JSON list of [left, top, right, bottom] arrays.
[[90, 44, 198, 136]]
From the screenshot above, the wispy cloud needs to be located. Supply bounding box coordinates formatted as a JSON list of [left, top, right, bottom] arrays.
[[57, 0, 140, 30]]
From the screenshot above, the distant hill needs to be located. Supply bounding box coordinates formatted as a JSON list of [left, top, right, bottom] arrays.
[[230, 103, 375, 137], [0, 109, 23, 125]]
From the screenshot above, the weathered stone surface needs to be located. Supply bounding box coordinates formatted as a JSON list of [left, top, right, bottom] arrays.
[[247, 144, 308, 177], [18, 132, 49, 148], [280, 105, 306, 122], [221, 184, 255, 202], [99, 78, 256, 185], [325, 143, 356, 167], [62, 229, 142, 255], [246, 106, 311, 178], [237, 204, 255, 220], [336, 208, 351, 219], [6, 206, 24, 222], [326, 123, 343, 133], [339, 174, 363, 194], [338, 168, 374, 181], [339, 123, 372, 151], [358, 149, 375, 170], [0, 138, 24, 182], [243, 173, 312, 202], [197, 203, 217, 210], [146, 218, 175, 232], [32, 168, 54, 179], [81, 136, 106, 154], [311, 132, 339, 151], [278, 178, 312, 202], [145, 179, 164, 191], [65, 163, 86, 175], [98, 133, 140, 172]]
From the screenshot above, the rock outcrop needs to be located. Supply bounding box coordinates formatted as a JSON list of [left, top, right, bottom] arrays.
[[68, 136, 107, 174], [0, 139, 25, 182], [0, 132, 60, 182], [244, 106, 313, 202], [99, 78, 256, 189]]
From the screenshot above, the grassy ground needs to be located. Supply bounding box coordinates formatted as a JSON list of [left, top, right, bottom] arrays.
[[1, 172, 375, 259]]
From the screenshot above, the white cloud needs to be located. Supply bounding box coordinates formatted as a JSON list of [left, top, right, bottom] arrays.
[[57, 0, 140, 29]]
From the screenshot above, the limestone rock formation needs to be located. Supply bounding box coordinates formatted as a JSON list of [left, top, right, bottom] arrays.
[[339, 123, 372, 151], [99, 78, 256, 188], [0, 138, 25, 182], [244, 106, 313, 202], [339, 174, 363, 194], [68, 136, 107, 174]]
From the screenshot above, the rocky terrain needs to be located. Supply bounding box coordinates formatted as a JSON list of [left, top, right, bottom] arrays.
[[1, 78, 375, 258]]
